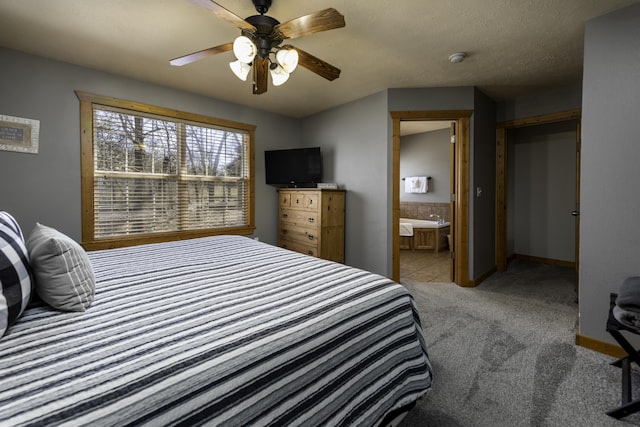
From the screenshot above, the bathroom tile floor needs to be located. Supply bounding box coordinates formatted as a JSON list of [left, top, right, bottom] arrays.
[[400, 249, 451, 283]]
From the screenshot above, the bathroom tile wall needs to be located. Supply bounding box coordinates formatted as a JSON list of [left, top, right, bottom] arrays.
[[400, 202, 450, 221]]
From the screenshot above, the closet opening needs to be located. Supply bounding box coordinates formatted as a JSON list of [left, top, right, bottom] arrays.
[[496, 109, 581, 294]]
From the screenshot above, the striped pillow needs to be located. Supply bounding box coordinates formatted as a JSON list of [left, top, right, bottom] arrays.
[[0, 211, 33, 337], [26, 223, 95, 312]]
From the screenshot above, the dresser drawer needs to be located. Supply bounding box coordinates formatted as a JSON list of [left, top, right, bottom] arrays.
[[279, 226, 318, 246], [279, 192, 291, 208], [280, 209, 319, 227], [279, 239, 318, 257], [289, 192, 319, 211]]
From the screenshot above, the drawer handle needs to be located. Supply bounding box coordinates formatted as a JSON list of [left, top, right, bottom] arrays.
[[307, 250, 314, 255], [307, 234, 314, 240], [308, 217, 315, 223], [282, 213, 288, 218], [282, 229, 288, 235]]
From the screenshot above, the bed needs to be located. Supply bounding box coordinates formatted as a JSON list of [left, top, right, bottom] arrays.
[[0, 230, 432, 426], [399, 218, 450, 252]]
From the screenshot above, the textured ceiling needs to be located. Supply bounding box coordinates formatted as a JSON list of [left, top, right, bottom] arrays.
[[0, 0, 636, 118]]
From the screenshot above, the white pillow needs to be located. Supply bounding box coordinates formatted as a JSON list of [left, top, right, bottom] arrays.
[[26, 223, 95, 312]]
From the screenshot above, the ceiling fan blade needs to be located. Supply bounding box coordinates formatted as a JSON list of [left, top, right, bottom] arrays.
[[275, 8, 345, 40], [188, 0, 256, 33], [253, 58, 269, 94], [170, 42, 233, 66], [292, 46, 341, 81]]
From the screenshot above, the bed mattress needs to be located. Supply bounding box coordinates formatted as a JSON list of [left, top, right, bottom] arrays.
[[0, 235, 432, 426]]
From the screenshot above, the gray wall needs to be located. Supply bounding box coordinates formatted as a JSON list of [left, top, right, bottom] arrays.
[[497, 84, 582, 122], [400, 129, 450, 203], [301, 91, 390, 275], [580, 4, 640, 344], [509, 122, 577, 262], [0, 47, 300, 245], [472, 89, 497, 279]]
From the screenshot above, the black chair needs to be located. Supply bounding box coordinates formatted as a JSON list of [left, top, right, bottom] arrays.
[[606, 292, 640, 418]]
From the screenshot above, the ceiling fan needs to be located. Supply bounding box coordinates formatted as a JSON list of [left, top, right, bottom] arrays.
[[170, 0, 345, 94]]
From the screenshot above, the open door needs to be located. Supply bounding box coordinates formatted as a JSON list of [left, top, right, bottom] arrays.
[[449, 122, 456, 282], [573, 123, 581, 296]]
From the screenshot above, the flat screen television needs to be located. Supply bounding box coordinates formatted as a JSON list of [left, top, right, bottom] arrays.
[[265, 147, 322, 187]]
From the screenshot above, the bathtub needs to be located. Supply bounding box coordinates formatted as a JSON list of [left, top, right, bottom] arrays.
[[399, 218, 450, 252]]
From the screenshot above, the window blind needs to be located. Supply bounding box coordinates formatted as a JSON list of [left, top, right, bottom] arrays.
[[92, 106, 249, 238]]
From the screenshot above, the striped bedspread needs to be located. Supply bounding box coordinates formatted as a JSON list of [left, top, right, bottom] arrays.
[[0, 235, 432, 426]]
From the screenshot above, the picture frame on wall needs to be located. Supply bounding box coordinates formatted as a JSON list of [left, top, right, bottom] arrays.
[[0, 114, 39, 154]]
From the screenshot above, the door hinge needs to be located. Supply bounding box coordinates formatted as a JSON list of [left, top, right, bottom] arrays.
[[451, 251, 455, 259], [450, 193, 456, 202], [450, 135, 456, 144]]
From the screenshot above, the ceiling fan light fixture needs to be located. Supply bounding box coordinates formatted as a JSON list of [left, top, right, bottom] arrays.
[[276, 48, 299, 74], [170, 1, 345, 94], [229, 60, 252, 81], [233, 36, 257, 63], [270, 64, 290, 86]]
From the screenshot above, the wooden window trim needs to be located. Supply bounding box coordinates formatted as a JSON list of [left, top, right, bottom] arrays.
[[76, 91, 256, 250]]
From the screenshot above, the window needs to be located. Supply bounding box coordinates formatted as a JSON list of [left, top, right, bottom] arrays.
[[77, 91, 255, 250]]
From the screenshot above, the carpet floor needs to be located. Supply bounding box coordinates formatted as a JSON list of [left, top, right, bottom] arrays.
[[399, 259, 640, 427]]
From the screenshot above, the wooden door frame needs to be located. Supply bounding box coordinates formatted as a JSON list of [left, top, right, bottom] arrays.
[[495, 108, 582, 271], [391, 110, 473, 286]]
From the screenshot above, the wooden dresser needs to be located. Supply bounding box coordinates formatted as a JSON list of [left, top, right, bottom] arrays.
[[277, 188, 345, 263]]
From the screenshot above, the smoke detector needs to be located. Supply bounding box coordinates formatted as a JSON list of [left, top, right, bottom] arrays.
[[448, 52, 466, 63]]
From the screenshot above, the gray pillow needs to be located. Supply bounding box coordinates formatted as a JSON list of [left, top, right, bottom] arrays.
[[26, 223, 95, 312]]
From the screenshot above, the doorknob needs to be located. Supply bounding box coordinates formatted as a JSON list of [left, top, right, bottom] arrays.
[[571, 211, 580, 216]]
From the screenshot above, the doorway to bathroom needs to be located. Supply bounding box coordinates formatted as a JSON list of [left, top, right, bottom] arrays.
[[391, 110, 472, 286], [398, 120, 453, 283]]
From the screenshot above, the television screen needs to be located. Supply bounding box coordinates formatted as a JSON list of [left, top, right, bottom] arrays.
[[265, 147, 322, 187]]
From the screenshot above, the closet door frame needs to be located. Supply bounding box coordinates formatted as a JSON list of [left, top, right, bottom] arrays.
[[495, 108, 582, 272]]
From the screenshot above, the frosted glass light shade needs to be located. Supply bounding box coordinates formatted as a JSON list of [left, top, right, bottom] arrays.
[[270, 65, 290, 86], [275, 48, 299, 74], [229, 60, 251, 81], [233, 36, 257, 63]]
